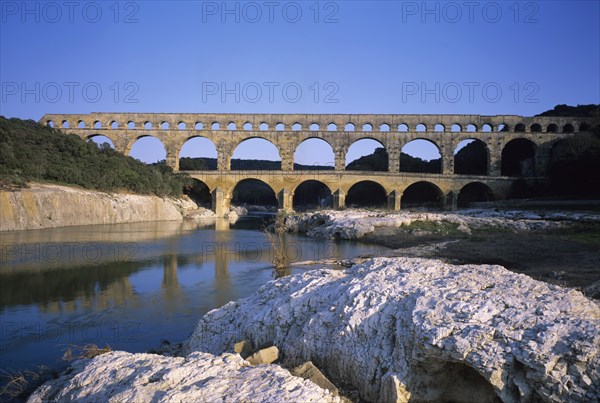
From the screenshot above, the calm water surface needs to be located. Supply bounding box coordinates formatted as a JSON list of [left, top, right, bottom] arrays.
[[0, 216, 388, 375]]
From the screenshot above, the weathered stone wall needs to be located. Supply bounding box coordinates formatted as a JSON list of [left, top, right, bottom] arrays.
[[0, 183, 196, 231], [37, 113, 600, 216], [40, 112, 599, 175]]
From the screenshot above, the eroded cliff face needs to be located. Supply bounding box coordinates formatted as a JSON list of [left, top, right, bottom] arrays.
[[0, 183, 198, 231]]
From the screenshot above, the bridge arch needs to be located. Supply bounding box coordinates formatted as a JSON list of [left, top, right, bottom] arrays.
[[400, 138, 442, 174], [294, 138, 335, 169], [563, 124, 574, 133], [179, 136, 219, 171], [401, 181, 444, 210], [128, 135, 167, 163], [230, 178, 278, 207], [530, 123, 542, 132], [346, 138, 388, 171], [185, 178, 212, 208], [451, 124, 462, 132], [86, 134, 115, 149], [292, 180, 333, 210], [231, 137, 281, 170], [579, 122, 591, 131], [454, 139, 489, 175], [457, 182, 495, 207], [501, 138, 536, 176], [546, 123, 558, 133], [346, 180, 387, 208]]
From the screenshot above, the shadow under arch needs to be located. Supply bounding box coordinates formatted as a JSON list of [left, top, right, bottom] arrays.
[[454, 139, 489, 175], [402, 181, 444, 210], [184, 178, 212, 208], [457, 182, 495, 208], [501, 138, 536, 177], [346, 180, 387, 208], [292, 180, 333, 211], [231, 178, 278, 207]]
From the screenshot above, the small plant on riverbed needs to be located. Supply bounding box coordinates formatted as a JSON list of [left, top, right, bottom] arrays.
[[0, 366, 57, 401], [264, 211, 289, 271], [62, 343, 112, 361]]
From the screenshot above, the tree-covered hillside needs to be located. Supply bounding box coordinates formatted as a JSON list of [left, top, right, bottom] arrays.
[[536, 104, 599, 118], [0, 116, 191, 197]]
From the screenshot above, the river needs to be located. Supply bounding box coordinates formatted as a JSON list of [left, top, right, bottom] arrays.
[[0, 215, 388, 377]]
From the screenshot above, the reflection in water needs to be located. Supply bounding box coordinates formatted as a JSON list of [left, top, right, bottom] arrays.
[[0, 216, 388, 377]]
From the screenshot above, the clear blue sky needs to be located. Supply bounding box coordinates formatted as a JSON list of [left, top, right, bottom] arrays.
[[1, 0, 599, 163]]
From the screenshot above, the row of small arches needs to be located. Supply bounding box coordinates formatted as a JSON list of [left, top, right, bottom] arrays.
[[49, 120, 595, 134]]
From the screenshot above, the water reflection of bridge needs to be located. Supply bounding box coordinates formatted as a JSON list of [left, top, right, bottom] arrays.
[[1, 218, 272, 313]]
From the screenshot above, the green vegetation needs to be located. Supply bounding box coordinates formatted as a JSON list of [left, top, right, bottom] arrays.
[[0, 116, 191, 197], [536, 104, 600, 118], [548, 131, 600, 196], [180, 157, 334, 171]]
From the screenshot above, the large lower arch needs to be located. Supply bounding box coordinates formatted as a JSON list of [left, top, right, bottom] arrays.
[[401, 181, 443, 210], [454, 139, 489, 175], [457, 182, 495, 208], [129, 136, 167, 164], [292, 180, 333, 210], [400, 139, 442, 173], [294, 138, 335, 169], [346, 180, 387, 208], [231, 179, 278, 207], [346, 138, 388, 171], [501, 138, 536, 176], [231, 137, 281, 170], [179, 136, 218, 170], [184, 178, 212, 208]]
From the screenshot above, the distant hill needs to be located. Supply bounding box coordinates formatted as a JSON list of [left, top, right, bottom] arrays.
[[179, 157, 334, 171], [536, 104, 599, 118], [0, 116, 191, 197]]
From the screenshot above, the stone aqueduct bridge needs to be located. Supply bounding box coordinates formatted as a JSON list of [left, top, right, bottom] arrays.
[[41, 113, 599, 216]]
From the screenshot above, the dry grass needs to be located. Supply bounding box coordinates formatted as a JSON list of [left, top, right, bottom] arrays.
[[0, 366, 54, 402], [264, 211, 289, 270], [62, 343, 112, 361]]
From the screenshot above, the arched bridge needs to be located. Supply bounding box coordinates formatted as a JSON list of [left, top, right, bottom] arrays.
[[40, 113, 599, 216]]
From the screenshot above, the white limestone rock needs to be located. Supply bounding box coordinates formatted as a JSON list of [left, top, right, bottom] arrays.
[[284, 209, 600, 240], [185, 257, 600, 403], [28, 351, 340, 403], [184, 207, 215, 220]]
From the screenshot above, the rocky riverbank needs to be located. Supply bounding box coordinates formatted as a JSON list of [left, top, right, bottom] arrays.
[[284, 208, 600, 299], [284, 209, 600, 240], [28, 257, 599, 402], [0, 183, 203, 231]]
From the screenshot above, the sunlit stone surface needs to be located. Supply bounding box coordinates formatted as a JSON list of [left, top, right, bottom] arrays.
[[185, 257, 600, 402]]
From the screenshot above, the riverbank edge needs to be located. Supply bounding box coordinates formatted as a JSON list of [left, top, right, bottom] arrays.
[[0, 183, 201, 232]]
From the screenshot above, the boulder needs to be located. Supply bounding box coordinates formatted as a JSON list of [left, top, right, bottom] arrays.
[[292, 361, 339, 396], [27, 351, 340, 402], [185, 257, 600, 402], [233, 340, 253, 358], [245, 346, 279, 365]]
